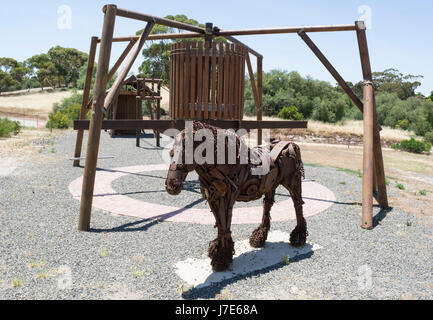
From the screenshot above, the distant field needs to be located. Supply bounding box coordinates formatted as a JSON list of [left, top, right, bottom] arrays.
[[244, 116, 416, 143], [0, 89, 78, 119]]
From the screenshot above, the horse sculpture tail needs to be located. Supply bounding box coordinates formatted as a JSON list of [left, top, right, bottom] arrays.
[[291, 143, 305, 180], [272, 141, 304, 181]]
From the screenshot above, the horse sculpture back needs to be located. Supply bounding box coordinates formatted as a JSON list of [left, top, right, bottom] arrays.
[[166, 122, 308, 272]]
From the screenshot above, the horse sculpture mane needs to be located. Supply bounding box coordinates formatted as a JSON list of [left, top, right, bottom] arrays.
[[166, 121, 308, 272]]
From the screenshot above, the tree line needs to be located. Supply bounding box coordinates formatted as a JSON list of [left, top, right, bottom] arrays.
[[244, 69, 433, 139], [0, 46, 88, 93]]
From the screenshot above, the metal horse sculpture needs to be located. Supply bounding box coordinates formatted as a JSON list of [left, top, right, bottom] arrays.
[[165, 122, 307, 272]]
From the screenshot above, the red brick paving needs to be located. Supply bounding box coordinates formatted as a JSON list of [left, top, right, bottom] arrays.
[[69, 165, 336, 225]]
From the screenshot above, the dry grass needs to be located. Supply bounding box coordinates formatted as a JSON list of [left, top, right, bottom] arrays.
[[299, 142, 433, 221], [243, 116, 416, 142], [0, 90, 79, 118], [0, 128, 68, 177]]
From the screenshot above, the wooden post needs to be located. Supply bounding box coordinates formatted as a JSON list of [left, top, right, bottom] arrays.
[[78, 5, 117, 231], [73, 37, 98, 167], [136, 80, 142, 147], [156, 82, 161, 147], [245, 54, 259, 116], [257, 57, 263, 145], [362, 81, 374, 229], [356, 21, 388, 210]]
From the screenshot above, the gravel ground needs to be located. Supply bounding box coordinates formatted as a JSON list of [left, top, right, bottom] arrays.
[[0, 131, 432, 300]]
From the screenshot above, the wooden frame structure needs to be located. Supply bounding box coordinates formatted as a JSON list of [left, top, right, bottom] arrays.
[[75, 5, 387, 232]]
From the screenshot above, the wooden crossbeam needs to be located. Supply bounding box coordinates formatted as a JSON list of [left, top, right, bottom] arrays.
[[74, 120, 308, 131], [216, 24, 357, 36], [111, 7, 206, 34]]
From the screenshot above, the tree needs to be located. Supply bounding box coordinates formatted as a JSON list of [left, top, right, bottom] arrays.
[[0, 58, 19, 73], [348, 68, 423, 100], [48, 46, 88, 88], [0, 58, 24, 92], [27, 54, 57, 90], [137, 15, 203, 85], [0, 71, 19, 93]]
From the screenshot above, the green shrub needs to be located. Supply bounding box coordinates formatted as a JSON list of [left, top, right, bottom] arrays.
[[46, 103, 82, 129], [391, 138, 431, 154], [47, 112, 69, 129], [423, 131, 433, 144], [52, 92, 82, 114], [47, 91, 86, 129], [396, 119, 409, 130], [278, 105, 303, 120], [396, 183, 405, 190], [0, 118, 22, 137]]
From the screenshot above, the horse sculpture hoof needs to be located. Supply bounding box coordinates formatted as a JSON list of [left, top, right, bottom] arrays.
[[208, 239, 235, 272], [249, 227, 268, 248], [290, 228, 307, 247]]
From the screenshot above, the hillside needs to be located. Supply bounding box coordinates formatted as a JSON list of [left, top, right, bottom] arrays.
[[0, 89, 78, 120]]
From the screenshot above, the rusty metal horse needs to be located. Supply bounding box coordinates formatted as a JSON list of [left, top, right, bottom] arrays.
[[165, 122, 307, 272]]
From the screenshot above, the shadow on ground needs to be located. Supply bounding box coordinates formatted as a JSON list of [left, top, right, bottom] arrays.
[[181, 249, 315, 300]]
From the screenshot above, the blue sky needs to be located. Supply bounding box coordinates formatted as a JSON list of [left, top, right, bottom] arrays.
[[1, 0, 432, 95]]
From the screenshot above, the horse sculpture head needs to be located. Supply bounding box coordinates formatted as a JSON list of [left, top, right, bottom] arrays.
[[165, 131, 196, 196], [165, 121, 239, 196]]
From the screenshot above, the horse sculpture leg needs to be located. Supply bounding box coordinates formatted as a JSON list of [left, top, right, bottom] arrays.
[[250, 190, 276, 248], [208, 195, 236, 272], [284, 171, 308, 246]]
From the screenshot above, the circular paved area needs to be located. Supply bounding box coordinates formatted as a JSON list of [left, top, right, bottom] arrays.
[[69, 164, 336, 225]]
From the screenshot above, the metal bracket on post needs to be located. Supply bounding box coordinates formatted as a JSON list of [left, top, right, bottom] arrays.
[[205, 23, 214, 45]]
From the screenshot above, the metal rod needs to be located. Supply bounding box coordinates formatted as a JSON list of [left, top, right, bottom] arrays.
[[70, 156, 115, 161]]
